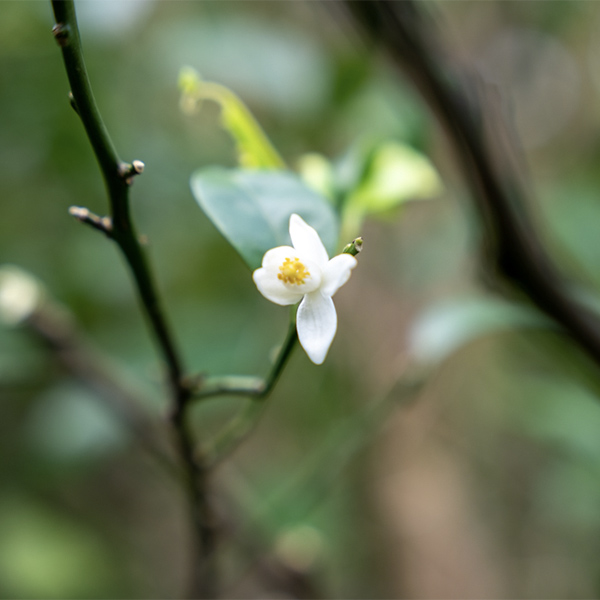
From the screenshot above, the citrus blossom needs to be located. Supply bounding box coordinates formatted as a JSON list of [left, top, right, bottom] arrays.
[[253, 214, 357, 364]]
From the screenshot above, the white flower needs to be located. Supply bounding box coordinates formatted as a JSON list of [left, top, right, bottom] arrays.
[[253, 214, 357, 364]]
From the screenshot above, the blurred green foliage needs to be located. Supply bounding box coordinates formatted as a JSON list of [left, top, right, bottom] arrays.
[[3, 1, 600, 598]]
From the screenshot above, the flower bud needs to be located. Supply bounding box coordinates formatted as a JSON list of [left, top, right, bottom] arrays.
[[342, 237, 363, 256]]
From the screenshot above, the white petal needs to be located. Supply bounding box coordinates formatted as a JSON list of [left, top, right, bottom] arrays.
[[261, 246, 297, 269], [321, 254, 357, 297], [289, 214, 329, 268], [296, 292, 337, 365], [253, 267, 304, 306]]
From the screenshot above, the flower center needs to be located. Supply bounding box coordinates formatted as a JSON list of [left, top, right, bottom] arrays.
[[278, 257, 310, 285]]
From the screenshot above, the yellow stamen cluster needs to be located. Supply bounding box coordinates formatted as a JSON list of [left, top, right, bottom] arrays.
[[278, 257, 310, 285]]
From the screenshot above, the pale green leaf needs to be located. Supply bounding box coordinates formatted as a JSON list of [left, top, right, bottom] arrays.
[[409, 297, 552, 365], [297, 153, 335, 202], [348, 141, 442, 214]]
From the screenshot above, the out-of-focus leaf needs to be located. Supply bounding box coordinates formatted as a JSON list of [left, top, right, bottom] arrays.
[[409, 297, 553, 365], [347, 141, 442, 214], [179, 67, 285, 169], [536, 462, 600, 529], [297, 153, 335, 202], [77, 0, 156, 39], [332, 139, 379, 201], [190, 168, 339, 270], [511, 378, 600, 463], [332, 139, 443, 240], [0, 495, 114, 597], [26, 383, 128, 464]]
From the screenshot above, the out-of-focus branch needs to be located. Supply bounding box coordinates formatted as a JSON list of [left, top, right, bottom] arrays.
[[341, 0, 600, 371], [220, 354, 427, 598], [0, 267, 177, 474], [50, 2, 216, 596]]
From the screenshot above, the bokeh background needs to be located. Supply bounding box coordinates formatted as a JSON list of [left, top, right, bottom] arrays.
[[3, 1, 600, 598]]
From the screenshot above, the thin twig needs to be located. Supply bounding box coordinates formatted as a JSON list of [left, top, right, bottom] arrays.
[[50, 1, 216, 596], [68, 205, 113, 236], [341, 0, 600, 372]]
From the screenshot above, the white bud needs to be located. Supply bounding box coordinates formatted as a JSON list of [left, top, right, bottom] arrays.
[[0, 266, 42, 325]]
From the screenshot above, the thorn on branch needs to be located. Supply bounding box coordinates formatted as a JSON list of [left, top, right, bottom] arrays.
[[52, 22, 70, 47], [69, 206, 113, 237], [118, 160, 145, 185]]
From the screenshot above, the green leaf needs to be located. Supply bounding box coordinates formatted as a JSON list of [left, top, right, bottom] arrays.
[[190, 168, 339, 270]]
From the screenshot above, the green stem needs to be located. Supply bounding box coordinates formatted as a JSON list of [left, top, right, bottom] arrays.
[[197, 307, 298, 401], [263, 310, 299, 396], [50, 2, 215, 596], [199, 310, 298, 465]]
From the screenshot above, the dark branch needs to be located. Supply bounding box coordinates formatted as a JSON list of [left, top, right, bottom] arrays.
[[342, 0, 600, 370], [50, 1, 216, 596]]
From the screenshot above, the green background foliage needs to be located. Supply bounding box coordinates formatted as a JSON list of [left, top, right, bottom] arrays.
[[2, 1, 600, 598]]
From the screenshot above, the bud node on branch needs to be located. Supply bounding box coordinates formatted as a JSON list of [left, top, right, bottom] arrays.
[[51, 22, 69, 46], [118, 160, 145, 184], [68, 205, 113, 236]]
